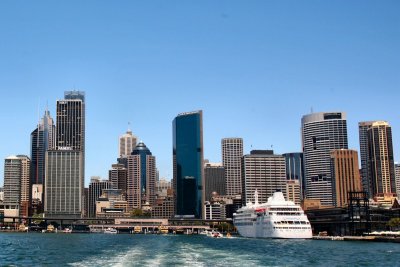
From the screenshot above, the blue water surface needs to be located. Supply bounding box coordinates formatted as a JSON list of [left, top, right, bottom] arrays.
[[0, 233, 398, 266]]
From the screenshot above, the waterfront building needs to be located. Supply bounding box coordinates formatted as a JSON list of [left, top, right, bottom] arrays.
[[301, 112, 348, 207], [156, 178, 172, 197], [204, 201, 226, 220], [173, 111, 204, 219], [96, 189, 129, 218], [109, 163, 128, 197], [241, 150, 287, 204], [359, 121, 375, 196], [88, 177, 111, 218], [30, 109, 55, 188], [45, 150, 82, 218], [222, 138, 243, 197], [151, 188, 175, 219], [3, 155, 30, 218], [45, 91, 85, 218], [330, 149, 362, 207], [368, 121, 396, 197], [119, 126, 137, 158], [286, 180, 301, 205], [204, 162, 226, 201], [127, 142, 156, 210], [283, 152, 305, 202], [395, 164, 400, 196]]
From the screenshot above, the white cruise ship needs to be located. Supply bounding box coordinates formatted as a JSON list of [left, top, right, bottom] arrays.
[[233, 190, 312, 239]]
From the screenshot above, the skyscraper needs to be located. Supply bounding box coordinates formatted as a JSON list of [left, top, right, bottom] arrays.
[[127, 142, 156, 210], [3, 155, 30, 218], [173, 111, 204, 219], [88, 177, 111, 218], [241, 150, 286, 204], [119, 127, 137, 158], [30, 109, 55, 185], [45, 91, 85, 218], [301, 112, 348, 207], [283, 152, 305, 201], [109, 163, 128, 196], [395, 164, 400, 196], [204, 162, 226, 201], [358, 121, 375, 196], [367, 121, 396, 196], [330, 149, 362, 207], [222, 138, 243, 196]]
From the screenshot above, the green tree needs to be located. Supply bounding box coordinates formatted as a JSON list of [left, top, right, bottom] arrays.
[[387, 218, 400, 230]]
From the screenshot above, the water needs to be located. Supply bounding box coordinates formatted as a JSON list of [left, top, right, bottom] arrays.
[[0, 233, 399, 266]]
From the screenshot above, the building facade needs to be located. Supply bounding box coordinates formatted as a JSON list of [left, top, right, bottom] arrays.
[[173, 111, 204, 219], [127, 142, 156, 210], [367, 121, 396, 197], [242, 150, 287, 205], [395, 164, 400, 196], [301, 112, 348, 207], [45, 150, 82, 218], [109, 163, 128, 197], [358, 121, 375, 197], [204, 162, 226, 201], [44, 91, 85, 218], [283, 152, 305, 202], [222, 138, 243, 197], [3, 155, 30, 218], [30, 110, 55, 186], [330, 149, 362, 207], [119, 127, 137, 158], [88, 177, 112, 218]]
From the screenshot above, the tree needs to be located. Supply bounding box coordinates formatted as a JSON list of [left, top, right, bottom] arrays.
[[387, 218, 400, 231]]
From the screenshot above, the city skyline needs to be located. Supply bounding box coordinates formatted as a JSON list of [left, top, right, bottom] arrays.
[[0, 1, 399, 186]]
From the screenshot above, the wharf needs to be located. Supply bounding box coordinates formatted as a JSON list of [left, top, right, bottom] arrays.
[[313, 235, 400, 243]]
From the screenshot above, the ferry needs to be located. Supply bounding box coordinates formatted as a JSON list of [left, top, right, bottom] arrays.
[[104, 227, 118, 234], [233, 190, 312, 239]]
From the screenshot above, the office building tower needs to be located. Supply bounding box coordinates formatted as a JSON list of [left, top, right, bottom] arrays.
[[88, 177, 111, 218], [45, 91, 85, 218], [0, 187, 4, 203], [222, 138, 243, 196], [286, 180, 301, 205], [151, 188, 175, 219], [283, 153, 305, 201], [367, 121, 396, 196], [204, 162, 226, 201], [330, 149, 362, 207], [119, 127, 137, 158], [156, 178, 172, 197], [359, 121, 375, 196], [109, 163, 128, 196], [3, 155, 30, 218], [45, 150, 82, 218], [127, 142, 156, 210], [242, 150, 287, 204], [301, 112, 348, 207], [173, 111, 204, 219], [395, 164, 400, 196], [30, 109, 55, 185]]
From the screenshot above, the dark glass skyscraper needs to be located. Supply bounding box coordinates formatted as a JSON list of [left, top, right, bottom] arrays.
[[173, 111, 204, 219], [283, 153, 305, 200]]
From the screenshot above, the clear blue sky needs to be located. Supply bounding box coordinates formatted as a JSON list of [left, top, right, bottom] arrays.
[[0, 1, 399, 186]]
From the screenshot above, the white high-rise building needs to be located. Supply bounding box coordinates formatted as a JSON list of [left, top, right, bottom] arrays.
[[301, 112, 348, 207], [119, 126, 137, 158], [222, 138, 243, 196]]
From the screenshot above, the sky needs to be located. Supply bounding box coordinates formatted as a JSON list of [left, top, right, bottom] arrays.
[[0, 1, 399, 186]]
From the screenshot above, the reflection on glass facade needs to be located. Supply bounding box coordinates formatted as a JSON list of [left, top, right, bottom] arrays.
[[283, 153, 305, 200], [173, 111, 204, 219]]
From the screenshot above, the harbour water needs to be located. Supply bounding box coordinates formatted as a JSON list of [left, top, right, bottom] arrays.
[[0, 233, 399, 266]]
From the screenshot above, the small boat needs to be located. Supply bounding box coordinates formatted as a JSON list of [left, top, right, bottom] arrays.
[[63, 228, 72, 233], [211, 230, 223, 238], [199, 230, 211, 235], [104, 227, 118, 234]]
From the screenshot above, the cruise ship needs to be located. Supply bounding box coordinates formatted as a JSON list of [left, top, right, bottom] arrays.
[[233, 190, 312, 239]]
